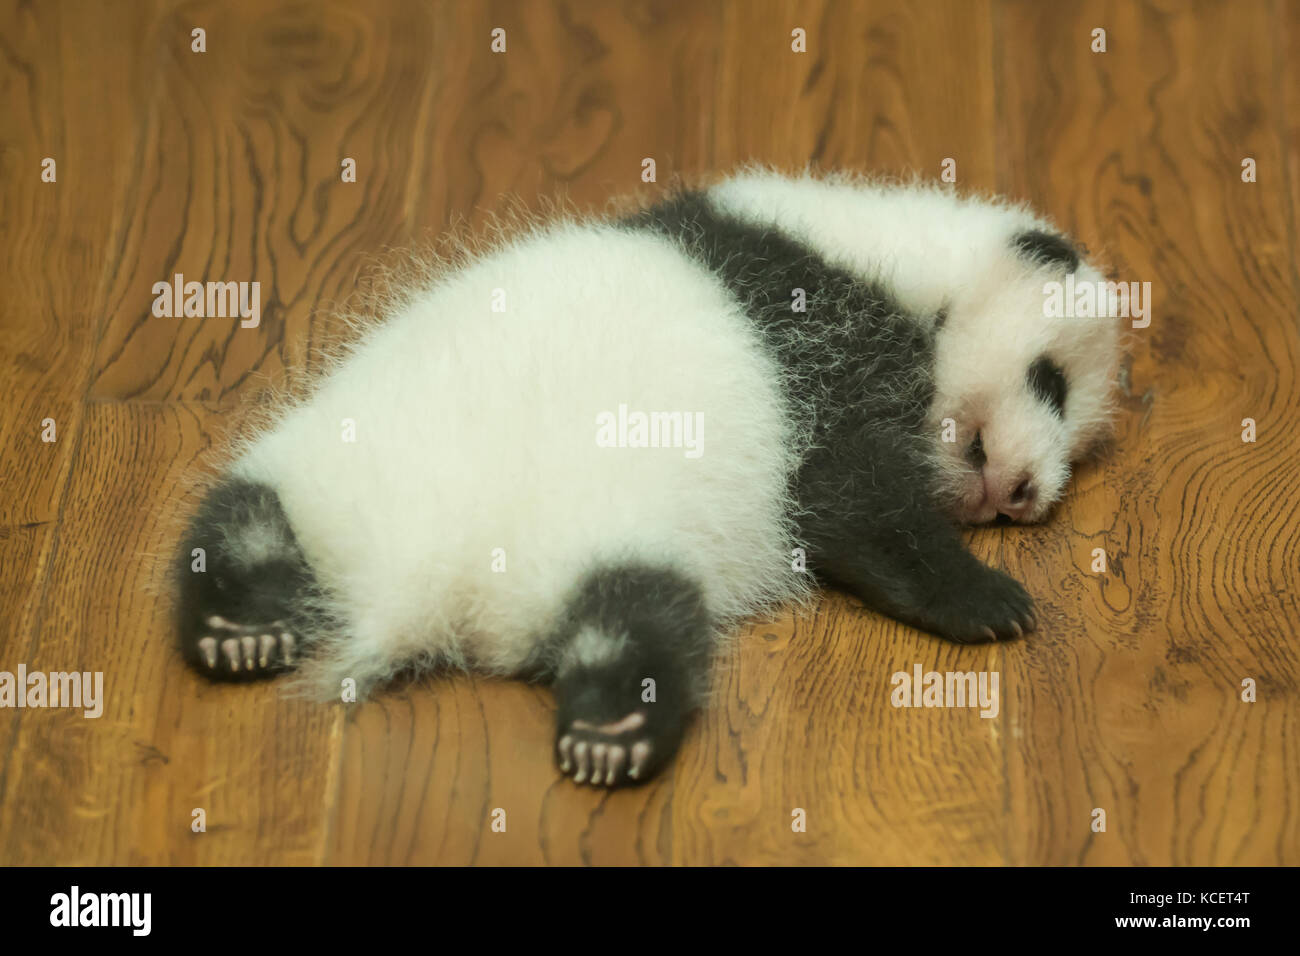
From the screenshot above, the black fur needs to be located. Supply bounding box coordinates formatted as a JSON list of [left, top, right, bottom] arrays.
[[1026, 355, 1068, 417], [626, 192, 1035, 644], [1012, 229, 1079, 273], [175, 478, 320, 682]]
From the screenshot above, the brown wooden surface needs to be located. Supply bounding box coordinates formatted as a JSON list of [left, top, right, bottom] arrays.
[[1, 0, 1296, 866]]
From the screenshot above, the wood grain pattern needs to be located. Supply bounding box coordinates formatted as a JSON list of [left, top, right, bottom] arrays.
[[0, 0, 1295, 865]]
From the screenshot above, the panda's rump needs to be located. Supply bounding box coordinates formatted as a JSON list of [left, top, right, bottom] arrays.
[[232, 224, 804, 684]]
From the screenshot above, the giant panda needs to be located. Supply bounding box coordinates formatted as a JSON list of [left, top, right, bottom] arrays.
[[175, 169, 1121, 787]]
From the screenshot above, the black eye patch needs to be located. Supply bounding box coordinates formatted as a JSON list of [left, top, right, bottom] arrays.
[[1012, 229, 1080, 274], [1026, 356, 1068, 416]]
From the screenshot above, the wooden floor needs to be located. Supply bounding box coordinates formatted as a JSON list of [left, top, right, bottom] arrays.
[[2, 0, 1297, 866]]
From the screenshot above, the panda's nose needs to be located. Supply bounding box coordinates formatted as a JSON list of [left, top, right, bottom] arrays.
[[994, 474, 1036, 521]]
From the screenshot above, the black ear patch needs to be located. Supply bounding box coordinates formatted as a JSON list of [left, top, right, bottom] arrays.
[[1026, 356, 1068, 417], [1013, 229, 1080, 274]]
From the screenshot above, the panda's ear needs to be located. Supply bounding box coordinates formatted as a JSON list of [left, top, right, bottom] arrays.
[[1012, 229, 1080, 274]]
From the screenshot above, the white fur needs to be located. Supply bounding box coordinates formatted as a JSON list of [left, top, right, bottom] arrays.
[[707, 169, 1121, 522], [231, 222, 809, 697], [560, 626, 630, 675], [222, 521, 293, 568]]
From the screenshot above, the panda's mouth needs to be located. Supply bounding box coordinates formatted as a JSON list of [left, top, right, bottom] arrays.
[[951, 473, 1000, 525]]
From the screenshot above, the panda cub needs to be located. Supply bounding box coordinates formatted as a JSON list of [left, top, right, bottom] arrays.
[[176, 170, 1120, 788]]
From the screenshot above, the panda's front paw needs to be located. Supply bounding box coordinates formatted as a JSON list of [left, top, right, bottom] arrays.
[[922, 565, 1037, 644]]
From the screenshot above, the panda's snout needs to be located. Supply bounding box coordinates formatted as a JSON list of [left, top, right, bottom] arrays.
[[983, 468, 1037, 522]]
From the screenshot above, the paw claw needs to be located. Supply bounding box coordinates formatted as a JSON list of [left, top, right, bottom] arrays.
[[221, 638, 240, 672], [556, 709, 664, 788], [572, 741, 590, 784], [630, 740, 651, 778], [198, 637, 217, 668], [191, 620, 299, 679], [607, 745, 626, 783]]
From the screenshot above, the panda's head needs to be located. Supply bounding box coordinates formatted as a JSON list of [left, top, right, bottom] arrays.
[[928, 229, 1122, 524]]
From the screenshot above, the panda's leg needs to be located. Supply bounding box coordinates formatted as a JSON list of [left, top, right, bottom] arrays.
[[798, 434, 1037, 644], [175, 477, 320, 682], [808, 507, 1037, 643], [549, 564, 713, 788]]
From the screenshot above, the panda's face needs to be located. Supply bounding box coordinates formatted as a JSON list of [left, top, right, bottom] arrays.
[[928, 235, 1121, 525]]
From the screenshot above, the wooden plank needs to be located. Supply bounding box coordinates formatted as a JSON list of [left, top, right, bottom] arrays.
[[715, 0, 997, 186], [86, 0, 435, 402], [995, 0, 1300, 865], [325, 0, 725, 866], [0, 0, 156, 837], [0, 403, 342, 864], [668, 0, 1005, 867]]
